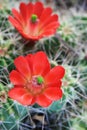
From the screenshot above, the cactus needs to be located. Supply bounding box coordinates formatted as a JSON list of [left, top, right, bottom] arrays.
[[0, 0, 87, 130]]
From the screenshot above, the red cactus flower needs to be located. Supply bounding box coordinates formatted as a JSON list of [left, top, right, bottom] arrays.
[[8, 51, 65, 107], [8, 2, 60, 40]]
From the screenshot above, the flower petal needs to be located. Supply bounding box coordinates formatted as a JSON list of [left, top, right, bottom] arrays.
[[9, 70, 26, 85], [19, 2, 27, 22], [44, 87, 63, 101], [8, 87, 33, 105], [12, 8, 24, 24], [43, 22, 60, 32], [46, 80, 62, 88], [33, 2, 44, 18], [36, 94, 52, 107], [30, 97, 36, 105], [40, 14, 58, 30], [27, 2, 34, 19], [31, 51, 50, 76], [14, 56, 31, 80], [45, 66, 65, 83], [8, 16, 22, 31], [39, 7, 52, 25], [8, 87, 26, 100], [42, 30, 56, 36], [25, 54, 34, 73], [18, 94, 34, 105]]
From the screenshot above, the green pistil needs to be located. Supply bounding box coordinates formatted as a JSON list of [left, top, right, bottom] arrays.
[[37, 76, 44, 84], [31, 14, 37, 23]]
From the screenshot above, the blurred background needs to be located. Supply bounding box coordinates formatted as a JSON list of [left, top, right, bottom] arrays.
[[1, 0, 87, 10]]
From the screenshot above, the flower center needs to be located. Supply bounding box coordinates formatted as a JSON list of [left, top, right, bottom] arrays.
[[26, 75, 45, 95], [37, 76, 44, 84], [31, 75, 44, 87], [31, 14, 38, 23]]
